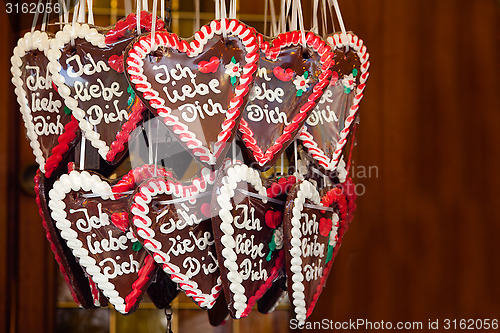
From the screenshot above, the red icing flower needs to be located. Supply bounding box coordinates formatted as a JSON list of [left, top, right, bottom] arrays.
[[319, 217, 332, 237], [265, 210, 282, 229]]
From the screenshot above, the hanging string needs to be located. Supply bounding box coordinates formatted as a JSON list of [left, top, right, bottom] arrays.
[[220, 0, 227, 38], [331, 0, 346, 34], [70, 0, 80, 46], [280, 154, 284, 175], [229, 0, 237, 19], [151, 0, 158, 48], [295, 0, 306, 46], [269, 0, 277, 36], [78, 0, 86, 23], [263, 0, 268, 35], [142, 0, 148, 12], [87, 0, 94, 25], [320, 0, 328, 36], [31, 0, 43, 32], [79, 137, 86, 171], [311, 0, 319, 34], [125, 0, 132, 15], [165, 307, 173, 333], [161, 0, 165, 21], [41, 0, 51, 31], [231, 140, 236, 164], [154, 119, 160, 177], [293, 140, 298, 175], [136, 0, 142, 35], [278, 0, 288, 34], [194, 0, 200, 32], [215, 0, 220, 19]]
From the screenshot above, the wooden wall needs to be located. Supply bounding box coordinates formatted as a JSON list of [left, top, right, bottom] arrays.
[[0, 0, 498, 332]]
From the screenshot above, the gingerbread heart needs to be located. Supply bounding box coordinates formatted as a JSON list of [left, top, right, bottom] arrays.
[[298, 32, 370, 171], [35, 170, 107, 308], [238, 32, 333, 170], [283, 180, 349, 325], [11, 31, 79, 178], [46, 16, 160, 164], [211, 163, 290, 318], [130, 167, 222, 309], [48, 167, 161, 314], [125, 19, 259, 168]]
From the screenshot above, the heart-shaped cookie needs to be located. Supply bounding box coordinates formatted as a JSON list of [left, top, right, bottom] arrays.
[[35, 170, 107, 308], [238, 32, 333, 170], [125, 19, 259, 168], [211, 163, 290, 318], [47, 17, 156, 164], [283, 180, 350, 325], [48, 168, 160, 314], [298, 32, 369, 171], [11, 31, 79, 178], [130, 166, 222, 309]]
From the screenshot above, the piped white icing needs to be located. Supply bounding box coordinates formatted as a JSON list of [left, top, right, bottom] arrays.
[[288, 180, 321, 325], [11, 31, 53, 173], [216, 163, 268, 318]]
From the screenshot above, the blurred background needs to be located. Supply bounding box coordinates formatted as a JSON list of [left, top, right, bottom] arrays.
[[0, 0, 499, 332]]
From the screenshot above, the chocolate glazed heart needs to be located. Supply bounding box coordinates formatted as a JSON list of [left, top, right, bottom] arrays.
[[211, 163, 287, 319], [48, 167, 161, 314], [299, 32, 370, 171], [35, 170, 107, 308], [238, 31, 333, 170], [130, 167, 222, 309], [283, 180, 350, 325], [11, 31, 79, 178], [125, 19, 259, 168], [46, 17, 157, 164]]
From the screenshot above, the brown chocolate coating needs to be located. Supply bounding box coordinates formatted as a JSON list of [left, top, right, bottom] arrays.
[[211, 163, 285, 318], [134, 187, 221, 307], [57, 28, 142, 164], [257, 275, 286, 314], [37, 171, 106, 308], [283, 182, 333, 320], [127, 34, 250, 168], [62, 183, 154, 312], [302, 47, 361, 166], [240, 43, 323, 169], [147, 269, 180, 309], [208, 289, 230, 326], [21, 45, 78, 167]]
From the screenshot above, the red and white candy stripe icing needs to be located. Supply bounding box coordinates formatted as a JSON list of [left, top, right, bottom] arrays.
[[238, 31, 333, 167], [126, 19, 259, 165], [11, 31, 79, 177], [298, 32, 370, 171], [130, 174, 222, 309]]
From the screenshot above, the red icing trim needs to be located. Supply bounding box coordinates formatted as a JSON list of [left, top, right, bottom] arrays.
[[126, 19, 259, 166], [239, 31, 333, 168], [44, 115, 79, 178], [34, 171, 81, 306]]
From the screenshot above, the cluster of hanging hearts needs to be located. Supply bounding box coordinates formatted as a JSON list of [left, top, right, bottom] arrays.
[[10, 0, 369, 326]]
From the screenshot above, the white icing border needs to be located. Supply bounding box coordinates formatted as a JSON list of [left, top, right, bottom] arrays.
[[46, 23, 113, 159], [298, 32, 370, 171], [47, 171, 135, 312], [126, 19, 259, 166], [215, 163, 268, 318], [11, 31, 54, 173], [131, 174, 222, 309], [288, 180, 321, 325]]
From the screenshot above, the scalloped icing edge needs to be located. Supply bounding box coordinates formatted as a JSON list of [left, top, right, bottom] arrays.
[[48, 170, 155, 314], [11, 30, 79, 177], [215, 163, 285, 318], [238, 30, 334, 169], [126, 19, 259, 166], [298, 32, 370, 171], [130, 174, 223, 309], [46, 22, 145, 163]]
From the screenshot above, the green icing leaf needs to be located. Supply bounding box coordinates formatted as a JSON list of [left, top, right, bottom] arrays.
[[296, 89, 304, 97], [303, 71, 309, 79], [127, 96, 134, 106], [231, 56, 236, 64], [352, 68, 358, 77], [344, 86, 351, 94], [64, 106, 72, 115], [231, 76, 237, 86], [326, 244, 334, 264], [267, 230, 277, 261], [132, 241, 143, 252]]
